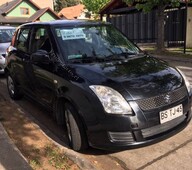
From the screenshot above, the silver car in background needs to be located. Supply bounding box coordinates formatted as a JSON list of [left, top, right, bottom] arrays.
[[0, 26, 15, 73]]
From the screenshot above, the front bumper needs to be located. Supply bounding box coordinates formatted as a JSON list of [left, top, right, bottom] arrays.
[[0, 67, 4, 74], [0, 54, 5, 74], [88, 112, 191, 151], [87, 95, 192, 151]]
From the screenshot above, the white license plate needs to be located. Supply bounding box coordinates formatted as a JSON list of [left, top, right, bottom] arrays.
[[159, 104, 183, 124]]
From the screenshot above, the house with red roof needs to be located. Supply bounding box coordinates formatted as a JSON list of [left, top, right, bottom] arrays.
[[0, 0, 60, 26], [58, 4, 90, 19]]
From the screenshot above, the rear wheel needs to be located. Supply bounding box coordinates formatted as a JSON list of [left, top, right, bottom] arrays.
[[64, 103, 88, 151], [7, 73, 23, 100]]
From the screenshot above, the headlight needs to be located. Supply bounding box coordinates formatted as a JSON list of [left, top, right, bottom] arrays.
[[90, 85, 132, 115], [177, 68, 191, 94]]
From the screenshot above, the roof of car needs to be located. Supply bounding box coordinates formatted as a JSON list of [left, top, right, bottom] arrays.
[[19, 19, 110, 28]]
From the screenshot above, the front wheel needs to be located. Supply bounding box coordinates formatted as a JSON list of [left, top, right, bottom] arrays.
[[7, 74, 23, 100], [64, 103, 88, 151]]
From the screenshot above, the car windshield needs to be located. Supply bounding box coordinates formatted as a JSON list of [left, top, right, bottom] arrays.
[[0, 28, 15, 43], [54, 24, 141, 63]]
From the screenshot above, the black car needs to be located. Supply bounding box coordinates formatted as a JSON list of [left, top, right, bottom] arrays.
[[5, 20, 191, 151]]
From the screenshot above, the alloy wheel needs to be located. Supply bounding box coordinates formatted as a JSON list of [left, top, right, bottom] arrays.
[[65, 110, 72, 143], [8, 76, 15, 95]]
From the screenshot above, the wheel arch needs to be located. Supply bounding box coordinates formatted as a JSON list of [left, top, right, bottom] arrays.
[[54, 96, 88, 131]]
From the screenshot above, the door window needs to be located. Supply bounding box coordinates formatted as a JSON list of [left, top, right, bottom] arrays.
[[31, 27, 52, 53], [16, 28, 30, 53]]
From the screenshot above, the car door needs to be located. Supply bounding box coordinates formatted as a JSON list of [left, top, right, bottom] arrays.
[[25, 26, 56, 108], [8, 26, 31, 91]]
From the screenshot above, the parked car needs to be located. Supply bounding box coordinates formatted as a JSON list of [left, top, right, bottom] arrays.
[[0, 26, 15, 73], [5, 20, 191, 151]]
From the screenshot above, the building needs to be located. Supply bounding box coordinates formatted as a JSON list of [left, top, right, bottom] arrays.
[[0, 0, 60, 26], [0, 0, 54, 9], [58, 4, 90, 19]]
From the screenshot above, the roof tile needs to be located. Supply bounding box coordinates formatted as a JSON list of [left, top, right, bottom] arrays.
[[58, 4, 84, 19]]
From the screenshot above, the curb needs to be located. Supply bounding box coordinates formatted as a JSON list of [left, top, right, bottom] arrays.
[[0, 122, 32, 170], [29, 113, 98, 170], [151, 54, 192, 63], [0, 80, 98, 170]]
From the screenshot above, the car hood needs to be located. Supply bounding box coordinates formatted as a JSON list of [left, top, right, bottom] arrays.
[[0, 42, 10, 55], [73, 56, 183, 100]]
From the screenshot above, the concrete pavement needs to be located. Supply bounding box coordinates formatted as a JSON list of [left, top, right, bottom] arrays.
[[0, 122, 32, 170], [0, 91, 32, 170], [153, 54, 192, 63]]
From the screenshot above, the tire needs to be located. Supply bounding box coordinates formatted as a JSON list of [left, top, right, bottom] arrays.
[[7, 73, 23, 100], [64, 103, 88, 151]]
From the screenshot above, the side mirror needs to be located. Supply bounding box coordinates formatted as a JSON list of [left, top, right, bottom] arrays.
[[31, 50, 50, 64]]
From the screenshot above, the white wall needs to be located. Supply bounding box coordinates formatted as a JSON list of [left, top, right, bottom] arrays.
[[0, 0, 12, 6], [186, 7, 192, 48], [31, 0, 54, 10]]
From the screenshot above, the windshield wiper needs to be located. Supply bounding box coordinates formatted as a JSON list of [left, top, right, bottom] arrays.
[[68, 52, 143, 63], [105, 54, 126, 61], [105, 52, 143, 61], [92, 52, 132, 61], [68, 54, 105, 63]]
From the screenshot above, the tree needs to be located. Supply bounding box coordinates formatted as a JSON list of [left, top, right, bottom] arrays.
[[54, 0, 80, 12], [82, 0, 110, 14], [123, 0, 187, 51]]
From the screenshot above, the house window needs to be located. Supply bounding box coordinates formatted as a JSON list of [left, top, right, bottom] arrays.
[[20, 7, 29, 15]]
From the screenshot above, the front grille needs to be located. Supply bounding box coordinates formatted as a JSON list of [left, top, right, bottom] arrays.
[[142, 115, 186, 138], [108, 131, 134, 143], [137, 86, 187, 111]]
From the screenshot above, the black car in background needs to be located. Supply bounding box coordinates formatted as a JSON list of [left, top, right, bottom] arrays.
[[5, 20, 192, 151]]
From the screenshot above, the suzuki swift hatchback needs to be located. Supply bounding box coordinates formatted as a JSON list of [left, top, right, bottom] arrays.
[[5, 20, 191, 151]]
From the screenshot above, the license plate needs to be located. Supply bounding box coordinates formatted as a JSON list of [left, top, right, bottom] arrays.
[[159, 104, 183, 124]]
